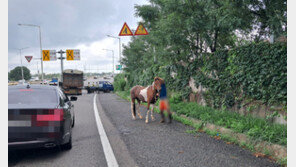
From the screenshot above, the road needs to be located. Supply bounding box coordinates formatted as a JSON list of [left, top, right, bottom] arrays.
[[9, 92, 279, 167]]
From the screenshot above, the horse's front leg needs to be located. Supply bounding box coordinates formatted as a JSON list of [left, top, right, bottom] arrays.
[[145, 102, 151, 124], [151, 104, 155, 121]]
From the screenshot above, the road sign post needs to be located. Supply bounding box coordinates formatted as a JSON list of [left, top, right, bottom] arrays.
[[57, 50, 66, 82]]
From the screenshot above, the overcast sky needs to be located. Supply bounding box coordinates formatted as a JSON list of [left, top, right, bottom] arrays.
[[8, 0, 149, 75]]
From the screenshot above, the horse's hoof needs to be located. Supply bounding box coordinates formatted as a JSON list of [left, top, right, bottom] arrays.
[[151, 118, 155, 121], [132, 116, 136, 120], [145, 120, 149, 124], [160, 120, 165, 123], [139, 116, 143, 119]]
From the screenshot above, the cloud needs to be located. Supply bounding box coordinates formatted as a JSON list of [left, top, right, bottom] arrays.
[[8, 0, 149, 73]]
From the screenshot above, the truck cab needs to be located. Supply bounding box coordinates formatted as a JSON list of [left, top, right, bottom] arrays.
[[98, 81, 114, 93]]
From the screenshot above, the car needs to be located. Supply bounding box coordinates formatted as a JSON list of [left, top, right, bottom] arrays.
[[98, 81, 114, 93], [49, 78, 59, 86], [8, 84, 77, 150]]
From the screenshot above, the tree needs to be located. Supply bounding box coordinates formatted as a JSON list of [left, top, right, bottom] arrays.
[[8, 66, 31, 81]]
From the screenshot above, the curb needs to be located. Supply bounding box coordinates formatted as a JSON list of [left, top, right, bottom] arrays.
[[177, 114, 287, 161]]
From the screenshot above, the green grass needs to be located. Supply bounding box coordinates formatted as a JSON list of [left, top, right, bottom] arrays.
[[170, 101, 287, 146]]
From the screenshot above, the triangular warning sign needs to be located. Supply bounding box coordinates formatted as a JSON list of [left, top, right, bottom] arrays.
[[119, 22, 133, 36], [25, 56, 33, 63], [134, 23, 148, 35]]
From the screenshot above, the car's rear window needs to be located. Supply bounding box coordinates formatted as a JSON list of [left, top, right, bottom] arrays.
[[8, 88, 58, 105]]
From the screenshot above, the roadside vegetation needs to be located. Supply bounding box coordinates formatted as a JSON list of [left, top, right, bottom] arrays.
[[114, 0, 286, 165]]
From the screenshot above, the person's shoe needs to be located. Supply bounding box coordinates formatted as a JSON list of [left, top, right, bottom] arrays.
[[168, 114, 172, 123], [160, 112, 165, 123]]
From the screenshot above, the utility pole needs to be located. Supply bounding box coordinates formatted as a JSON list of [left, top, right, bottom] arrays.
[[57, 50, 66, 82], [18, 23, 44, 82], [17, 47, 29, 83]]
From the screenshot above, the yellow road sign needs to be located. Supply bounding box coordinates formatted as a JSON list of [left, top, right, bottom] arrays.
[[134, 23, 148, 35], [42, 50, 50, 61], [119, 22, 133, 36], [66, 50, 74, 60]]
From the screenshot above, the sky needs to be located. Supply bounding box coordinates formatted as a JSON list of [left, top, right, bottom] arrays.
[[8, 0, 150, 75]]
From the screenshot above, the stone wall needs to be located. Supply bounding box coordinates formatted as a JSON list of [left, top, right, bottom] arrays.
[[188, 77, 287, 125]]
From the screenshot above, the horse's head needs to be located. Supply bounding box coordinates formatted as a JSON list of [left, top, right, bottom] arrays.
[[153, 77, 164, 91]]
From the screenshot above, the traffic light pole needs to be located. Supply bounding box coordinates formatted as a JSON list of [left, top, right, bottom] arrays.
[[57, 50, 66, 82]]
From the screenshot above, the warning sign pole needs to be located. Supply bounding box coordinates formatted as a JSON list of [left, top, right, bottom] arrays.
[[57, 50, 66, 82]]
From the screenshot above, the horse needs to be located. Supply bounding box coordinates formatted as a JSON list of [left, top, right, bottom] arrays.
[[130, 77, 163, 123]]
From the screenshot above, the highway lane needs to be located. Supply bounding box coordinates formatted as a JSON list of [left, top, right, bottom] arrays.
[[8, 93, 108, 167]]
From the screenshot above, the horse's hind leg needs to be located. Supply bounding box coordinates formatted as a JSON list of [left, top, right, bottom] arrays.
[[131, 98, 136, 120], [137, 100, 143, 119]]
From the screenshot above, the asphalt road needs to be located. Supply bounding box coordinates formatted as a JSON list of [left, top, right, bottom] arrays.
[[8, 92, 280, 167]]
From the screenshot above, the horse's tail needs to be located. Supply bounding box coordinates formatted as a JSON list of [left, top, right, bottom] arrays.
[[131, 99, 136, 118]]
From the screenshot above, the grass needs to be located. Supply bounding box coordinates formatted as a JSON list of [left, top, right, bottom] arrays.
[[169, 101, 287, 146]]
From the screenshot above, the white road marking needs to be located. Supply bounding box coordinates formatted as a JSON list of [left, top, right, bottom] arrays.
[[93, 94, 119, 167]]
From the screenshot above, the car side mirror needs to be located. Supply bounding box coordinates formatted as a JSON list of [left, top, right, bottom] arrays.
[[70, 96, 77, 101]]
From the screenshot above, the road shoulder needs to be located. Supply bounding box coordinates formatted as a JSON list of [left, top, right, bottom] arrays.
[[95, 93, 138, 167]]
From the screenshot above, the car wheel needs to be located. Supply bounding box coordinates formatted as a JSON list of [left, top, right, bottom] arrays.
[[62, 133, 72, 150]]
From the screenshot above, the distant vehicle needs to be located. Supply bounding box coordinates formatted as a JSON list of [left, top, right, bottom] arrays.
[[85, 81, 98, 94], [98, 81, 114, 93], [62, 69, 83, 95], [49, 78, 59, 86], [40, 80, 48, 85], [8, 85, 77, 150]]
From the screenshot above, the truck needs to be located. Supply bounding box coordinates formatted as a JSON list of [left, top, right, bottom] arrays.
[[62, 69, 83, 95], [98, 81, 114, 93]]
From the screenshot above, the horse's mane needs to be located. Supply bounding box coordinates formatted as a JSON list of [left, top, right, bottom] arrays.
[[154, 77, 165, 84]]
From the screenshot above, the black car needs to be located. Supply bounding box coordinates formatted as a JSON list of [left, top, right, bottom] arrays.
[[8, 84, 76, 150]]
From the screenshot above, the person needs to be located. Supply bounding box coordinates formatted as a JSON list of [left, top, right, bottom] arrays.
[[156, 77, 172, 123]]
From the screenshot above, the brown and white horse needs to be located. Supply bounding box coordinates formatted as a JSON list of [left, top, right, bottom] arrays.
[[130, 77, 163, 123]]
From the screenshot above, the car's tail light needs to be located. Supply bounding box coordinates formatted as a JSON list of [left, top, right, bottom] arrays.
[[32, 109, 64, 127], [37, 109, 64, 121]]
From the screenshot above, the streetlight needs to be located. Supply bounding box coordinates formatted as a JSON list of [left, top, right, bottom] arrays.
[[102, 49, 114, 76], [18, 23, 44, 82], [17, 47, 29, 83], [106, 35, 121, 63]]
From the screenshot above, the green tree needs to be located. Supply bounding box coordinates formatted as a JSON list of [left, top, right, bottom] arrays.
[[8, 66, 31, 81]]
